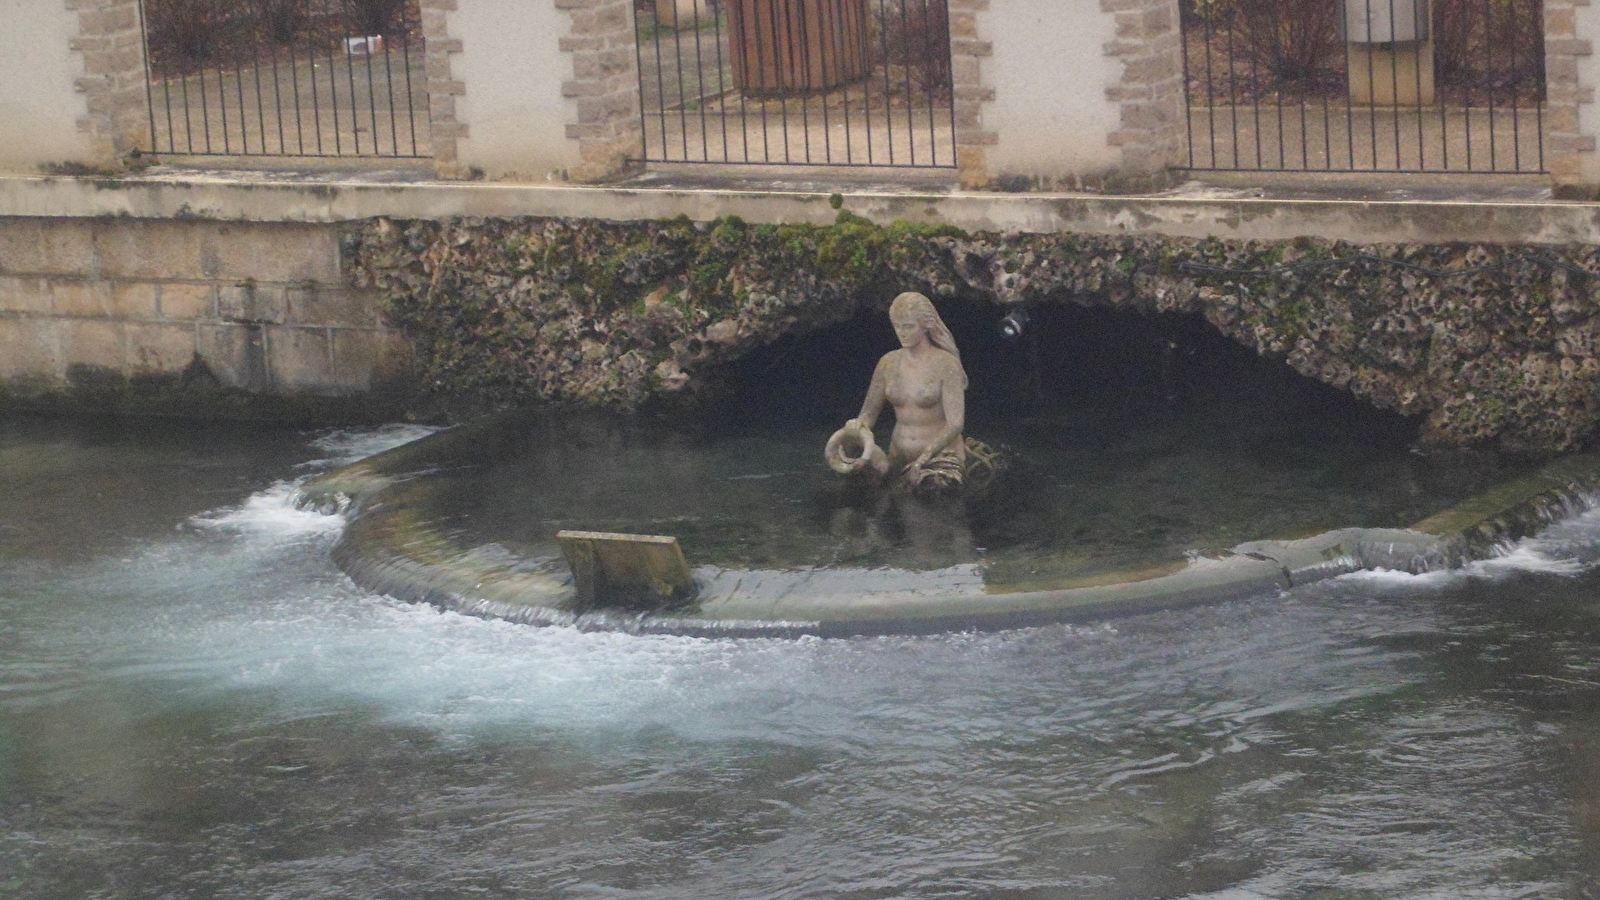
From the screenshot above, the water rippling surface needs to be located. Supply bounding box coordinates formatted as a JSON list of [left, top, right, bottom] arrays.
[[1, 418, 1598, 899]]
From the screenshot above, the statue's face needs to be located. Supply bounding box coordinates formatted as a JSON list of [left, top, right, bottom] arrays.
[[892, 314, 925, 348]]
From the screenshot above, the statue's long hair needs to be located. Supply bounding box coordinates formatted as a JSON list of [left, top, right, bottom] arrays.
[[890, 291, 967, 389]]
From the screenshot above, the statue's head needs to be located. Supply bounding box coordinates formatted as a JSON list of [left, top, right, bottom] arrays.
[[889, 291, 937, 329], [888, 292, 960, 361]]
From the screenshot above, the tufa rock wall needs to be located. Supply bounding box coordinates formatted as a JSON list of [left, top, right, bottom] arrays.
[[347, 213, 1600, 453]]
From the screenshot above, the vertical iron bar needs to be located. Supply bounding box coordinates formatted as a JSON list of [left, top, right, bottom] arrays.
[[922, 0, 936, 164], [634, 1, 650, 160], [818, 0, 837, 163], [731, 0, 747, 160], [1179, 0, 1194, 167], [716, 5, 745, 163], [269, 33, 288, 154], [1478, 0, 1491, 167], [790, 0, 806, 160], [212, 2, 232, 152], [901, 0, 918, 163], [1298, 71, 1308, 169], [160, 59, 178, 154], [934, 0, 947, 165], [832, 0, 853, 163], [364, 27, 381, 154], [1438, 0, 1449, 170], [345, 22, 363, 154], [1364, 0, 1377, 168], [1535, 0, 1545, 172], [862, 0, 877, 163], [181, 71, 195, 152], [733, 1, 753, 162], [712, 5, 730, 162], [307, 9, 324, 154], [1319, 35, 1331, 169], [1202, 4, 1218, 167], [327, 13, 343, 154], [673, 11, 691, 159], [773, 0, 792, 162], [754, 0, 775, 161], [653, 9, 671, 159], [1413, 0, 1425, 169], [1510, 0, 1521, 170], [1272, 6, 1285, 169], [197, 50, 215, 152], [1245, 11, 1262, 167], [691, 0, 712, 160], [1224, 8, 1239, 168], [897, 0, 915, 163], [1463, 0, 1476, 170], [137, 0, 158, 154], [230, 4, 249, 153], [289, 18, 307, 155], [1343, 16, 1356, 168], [251, 27, 270, 153], [881, 0, 897, 164], [1388, 0, 1400, 170], [399, 1, 420, 155], [381, 15, 401, 154]]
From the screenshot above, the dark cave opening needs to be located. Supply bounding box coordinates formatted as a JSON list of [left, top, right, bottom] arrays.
[[719, 294, 1421, 457]]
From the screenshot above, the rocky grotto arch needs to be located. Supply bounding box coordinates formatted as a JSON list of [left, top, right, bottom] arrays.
[[349, 214, 1600, 453]]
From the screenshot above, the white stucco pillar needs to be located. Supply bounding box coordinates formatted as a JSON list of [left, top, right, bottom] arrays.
[[0, 0, 95, 173]]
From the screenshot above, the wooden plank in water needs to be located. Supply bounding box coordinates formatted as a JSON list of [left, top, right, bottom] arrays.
[[556, 530, 696, 610]]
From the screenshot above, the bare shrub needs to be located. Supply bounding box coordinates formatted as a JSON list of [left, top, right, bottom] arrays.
[[1434, 0, 1544, 101], [1224, 0, 1341, 85], [342, 0, 410, 35], [256, 0, 308, 45], [142, 0, 230, 64], [874, 0, 952, 98]]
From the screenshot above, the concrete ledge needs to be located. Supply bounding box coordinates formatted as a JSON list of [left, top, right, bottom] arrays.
[[296, 418, 1600, 637], [5, 172, 1600, 245]]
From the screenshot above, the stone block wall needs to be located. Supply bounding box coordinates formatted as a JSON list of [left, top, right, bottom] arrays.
[[556, 0, 644, 181], [421, 0, 469, 178], [0, 218, 407, 399], [69, 0, 148, 168], [1101, 0, 1184, 185], [949, 0, 996, 189], [1548, 0, 1598, 193]]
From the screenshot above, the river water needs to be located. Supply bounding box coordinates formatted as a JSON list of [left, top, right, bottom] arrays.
[[2, 415, 1599, 899]]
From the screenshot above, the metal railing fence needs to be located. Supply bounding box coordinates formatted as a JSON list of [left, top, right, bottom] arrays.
[[138, 0, 429, 158], [635, 0, 956, 167], [1181, 0, 1545, 173]]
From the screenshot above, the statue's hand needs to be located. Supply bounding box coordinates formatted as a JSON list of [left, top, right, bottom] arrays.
[[826, 421, 886, 476], [905, 458, 927, 486]]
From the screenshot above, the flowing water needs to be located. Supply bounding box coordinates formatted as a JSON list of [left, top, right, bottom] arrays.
[[2, 414, 1599, 899]]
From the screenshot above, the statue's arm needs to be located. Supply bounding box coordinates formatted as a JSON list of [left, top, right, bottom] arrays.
[[851, 355, 892, 430]]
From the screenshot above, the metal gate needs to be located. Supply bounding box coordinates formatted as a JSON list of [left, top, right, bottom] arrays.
[[1180, 0, 1545, 173], [138, 0, 429, 158], [635, 0, 957, 167]]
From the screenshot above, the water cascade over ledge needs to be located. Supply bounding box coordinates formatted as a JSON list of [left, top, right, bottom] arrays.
[[296, 411, 1600, 637]]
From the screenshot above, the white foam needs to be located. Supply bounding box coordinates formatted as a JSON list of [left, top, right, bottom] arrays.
[[1339, 507, 1600, 590], [1340, 566, 1463, 589], [301, 423, 443, 470], [186, 481, 345, 538], [1470, 543, 1588, 576]]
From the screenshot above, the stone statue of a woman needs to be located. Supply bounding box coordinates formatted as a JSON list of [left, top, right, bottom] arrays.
[[826, 292, 969, 489]]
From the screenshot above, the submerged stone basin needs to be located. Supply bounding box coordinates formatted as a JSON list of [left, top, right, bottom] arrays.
[[299, 411, 1600, 636]]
